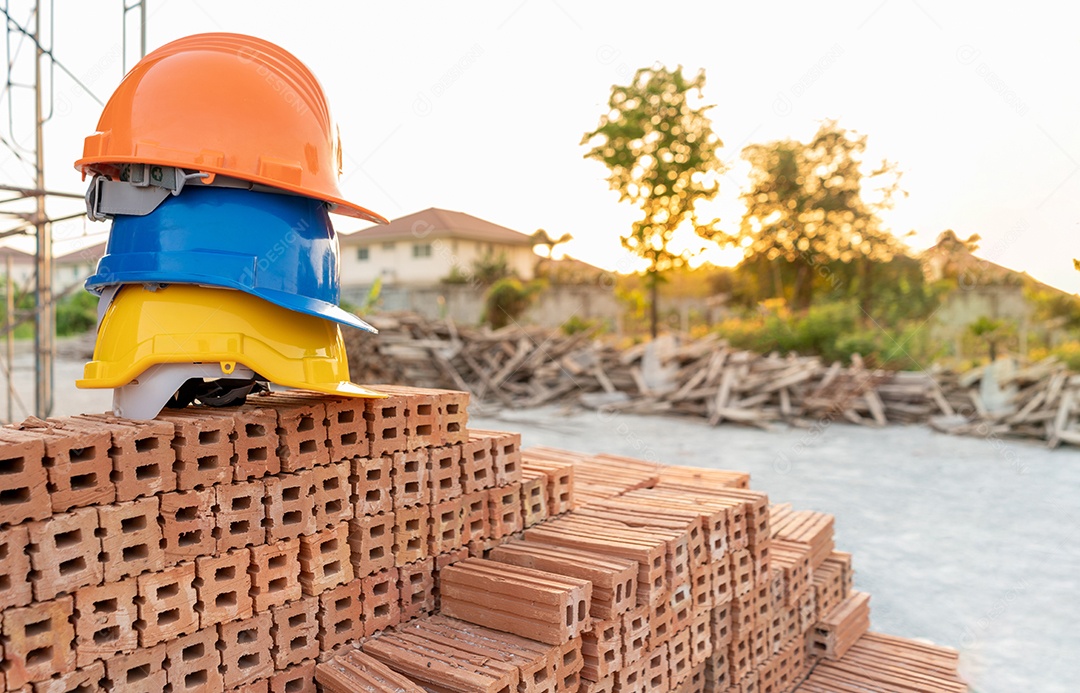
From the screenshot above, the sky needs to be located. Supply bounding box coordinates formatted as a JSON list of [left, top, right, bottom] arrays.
[[2, 0, 1079, 291]]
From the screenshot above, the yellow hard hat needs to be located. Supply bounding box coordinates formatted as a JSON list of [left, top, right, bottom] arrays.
[[78, 285, 383, 409]]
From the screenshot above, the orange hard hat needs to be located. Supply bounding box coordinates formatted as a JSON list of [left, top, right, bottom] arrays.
[[75, 32, 386, 224]]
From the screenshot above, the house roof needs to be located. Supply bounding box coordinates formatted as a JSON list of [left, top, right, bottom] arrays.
[[54, 242, 106, 266], [341, 208, 535, 247], [0, 245, 34, 264]]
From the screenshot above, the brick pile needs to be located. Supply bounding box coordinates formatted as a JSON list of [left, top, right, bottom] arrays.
[[1, 387, 967, 692]]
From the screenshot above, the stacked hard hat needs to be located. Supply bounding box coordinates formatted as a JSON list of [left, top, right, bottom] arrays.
[[74, 33, 386, 419]]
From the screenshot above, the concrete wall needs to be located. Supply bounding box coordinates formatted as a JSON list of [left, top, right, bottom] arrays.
[[339, 237, 536, 287], [344, 283, 619, 329]]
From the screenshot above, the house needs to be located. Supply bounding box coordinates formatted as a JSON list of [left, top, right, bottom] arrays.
[[338, 208, 538, 288], [1, 243, 103, 295]]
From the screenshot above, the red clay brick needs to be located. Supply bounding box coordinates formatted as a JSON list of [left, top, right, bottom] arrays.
[[158, 409, 236, 490], [97, 496, 163, 581], [317, 578, 363, 651], [268, 659, 316, 693], [73, 577, 139, 665], [216, 479, 267, 551], [363, 396, 408, 457], [558, 636, 584, 690], [2, 595, 76, 688], [690, 608, 712, 667], [219, 612, 274, 689], [711, 599, 733, 647], [137, 562, 199, 646], [312, 460, 352, 530], [731, 548, 754, 599], [487, 483, 523, 539], [270, 596, 319, 670], [196, 548, 253, 628], [369, 386, 444, 450], [166, 626, 224, 693], [0, 428, 49, 525], [361, 568, 400, 636], [644, 644, 670, 691], [352, 455, 392, 516], [347, 511, 395, 578], [72, 415, 175, 502], [649, 596, 674, 649], [253, 395, 329, 471], [299, 523, 354, 596], [249, 538, 303, 612], [460, 490, 489, 545], [0, 525, 32, 609], [159, 488, 216, 565], [711, 554, 733, 606], [460, 436, 494, 494], [433, 547, 469, 610], [20, 418, 114, 512], [265, 469, 317, 542], [427, 444, 463, 503], [667, 628, 692, 687], [429, 496, 465, 555], [104, 641, 167, 692], [27, 506, 102, 601], [31, 660, 105, 692], [468, 430, 523, 486], [391, 449, 429, 509], [397, 557, 435, 621], [435, 389, 470, 445], [229, 407, 280, 480], [519, 470, 548, 529], [321, 396, 371, 461], [393, 504, 429, 566], [672, 582, 694, 631], [581, 617, 622, 681]]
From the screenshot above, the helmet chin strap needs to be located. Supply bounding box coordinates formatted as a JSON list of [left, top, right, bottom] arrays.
[[168, 377, 269, 409]]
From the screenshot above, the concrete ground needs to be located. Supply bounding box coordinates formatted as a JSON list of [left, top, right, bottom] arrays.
[[9, 348, 1076, 691], [471, 406, 1079, 693]]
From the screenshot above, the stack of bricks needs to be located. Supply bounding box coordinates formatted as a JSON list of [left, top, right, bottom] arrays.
[[1, 389, 967, 693]]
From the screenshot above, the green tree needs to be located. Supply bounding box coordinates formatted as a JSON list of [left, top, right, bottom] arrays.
[[721, 120, 904, 311], [482, 278, 544, 330], [582, 64, 725, 337]]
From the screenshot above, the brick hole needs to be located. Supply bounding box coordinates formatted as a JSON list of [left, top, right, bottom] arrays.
[[230, 520, 249, 534], [405, 482, 419, 494], [334, 618, 353, 634], [93, 625, 119, 644], [324, 561, 341, 576], [198, 430, 220, 445], [289, 634, 308, 650], [238, 653, 260, 669], [416, 425, 432, 436], [94, 597, 117, 613], [299, 440, 317, 455], [121, 515, 147, 533], [340, 432, 357, 445], [325, 500, 342, 514], [615, 584, 623, 602], [71, 473, 96, 490], [334, 595, 352, 610], [337, 410, 355, 424], [368, 546, 384, 560], [246, 423, 266, 438], [59, 556, 87, 576], [578, 600, 586, 621], [178, 530, 203, 546], [123, 544, 149, 562], [297, 416, 315, 432], [249, 447, 268, 462], [323, 477, 340, 491], [157, 583, 180, 599], [563, 649, 575, 666], [182, 642, 205, 661], [25, 616, 51, 637], [445, 404, 459, 415], [381, 427, 398, 439], [175, 506, 198, 521], [605, 650, 616, 663], [438, 457, 452, 470], [380, 406, 397, 418], [268, 555, 286, 569], [534, 668, 547, 683], [284, 677, 305, 692], [364, 490, 380, 503], [237, 627, 257, 644], [215, 591, 237, 608], [158, 608, 180, 625], [321, 539, 338, 554], [282, 511, 300, 525], [126, 663, 150, 682], [565, 605, 572, 626], [0, 487, 30, 505], [231, 497, 252, 511], [135, 436, 159, 453], [184, 670, 208, 689], [287, 612, 308, 628], [55, 528, 82, 549], [197, 456, 219, 471], [215, 566, 236, 581], [282, 487, 300, 502], [268, 577, 286, 593], [439, 478, 452, 489]]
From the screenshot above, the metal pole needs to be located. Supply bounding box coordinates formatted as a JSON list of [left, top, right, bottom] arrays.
[[33, 0, 52, 418], [5, 254, 13, 423]]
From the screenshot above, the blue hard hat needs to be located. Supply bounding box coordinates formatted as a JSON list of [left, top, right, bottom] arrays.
[[85, 186, 375, 333]]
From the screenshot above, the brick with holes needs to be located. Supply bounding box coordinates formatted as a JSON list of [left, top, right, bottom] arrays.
[[137, 562, 199, 646], [361, 568, 400, 636], [268, 658, 316, 693], [433, 547, 469, 611], [31, 660, 106, 693], [393, 504, 429, 566], [249, 538, 302, 612], [97, 496, 164, 581], [581, 617, 622, 681], [216, 479, 267, 552], [166, 626, 224, 693], [72, 415, 175, 502], [219, 612, 274, 689], [347, 511, 395, 578], [159, 410, 236, 490], [298, 523, 353, 596], [0, 428, 49, 525], [460, 490, 489, 546], [671, 582, 694, 631], [73, 577, 139, 665], [520, 453, 574, 516], [428, 496, 465, 555], [312, 460, 351, 530], [321, 396, 370, 461], [104, 641, 167, 693], [427, 444, 463, 504], [434, 389, 469, 445], [0, 525, 32, 609], [643, 644, 670, 691], [557, 636, 584, 690], [352, 455, 392, 517], [667, 628, 693, 688], [1, 595, 76, 688], [519, 469, 548, 529], [689, 608, 712, 667], [711, 598, 732, 648], [468, 430, 523, 486], [397, 557, 434, 622], [622, 605, 648, 664], [317, 578, 363, 651], [615, 654, 647, 693], [459, 436, 494, 494], [227, 407, 280, 480], [487, 483, 523, 540], [369, 385, 443, 450], [648, 597, 673, 649], [256, 395, 329, 471], [364, 397, 407, 457], [24, 418, 113, 512], [390, 449, 429, 509], [159, 488, 216, 565], [265, 469, 317, 542], [196, 548, 253, 629], [269, 595, 319, 670], [27, 505, 102, 601]]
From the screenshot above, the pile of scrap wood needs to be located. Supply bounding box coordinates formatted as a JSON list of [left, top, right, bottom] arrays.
[[346, 312, 1080, 447]]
